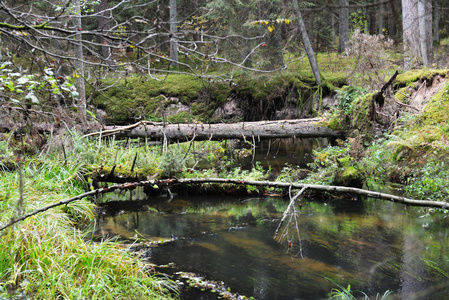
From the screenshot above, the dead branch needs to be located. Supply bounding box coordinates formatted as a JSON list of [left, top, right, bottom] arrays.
[[176, 178, 449, 208], [2, 177, 448, 232], [393, 96, 422, 111], [274, 186, 307, 238]]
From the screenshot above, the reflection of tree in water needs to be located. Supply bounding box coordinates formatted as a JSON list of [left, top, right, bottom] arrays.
[[274, 186, 306, 258]]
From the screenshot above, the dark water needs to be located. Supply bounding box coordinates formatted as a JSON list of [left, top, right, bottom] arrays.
[[240, 138, 328, 171], [91, 195, 449, 300], [194, 138, 328, 173]]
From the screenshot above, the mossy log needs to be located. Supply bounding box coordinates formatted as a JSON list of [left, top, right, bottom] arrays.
[[85, 118, 340, 141]]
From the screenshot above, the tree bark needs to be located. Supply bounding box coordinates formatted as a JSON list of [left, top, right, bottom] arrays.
[[402, 0, 433, 68], [84, 118, 339, 141], [402, 0, 420, 69], [433, 0, 441, 43], [175, 178, 449, 208], [387, 0, 398, 42], [377, 3, 384, 34], [293, 0, 322, 86], [425, 0, 433, 65], [418, 0, 429, 66], [338, 0, 350, 52]]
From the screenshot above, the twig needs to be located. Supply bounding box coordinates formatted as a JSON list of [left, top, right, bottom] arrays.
[[393, 96, 422, 112], [81, 120, 163, 138], [0, 180, 155, 232], [412, 80, 427, 102], [130, 151, 138, 173], [16, 158, 24, 217], [274, 186, 307, 238]]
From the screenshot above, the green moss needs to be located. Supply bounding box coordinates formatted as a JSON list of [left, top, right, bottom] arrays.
[[395, 69, 448, 88], [340, 165, 360, 184], [322, 111, 346, 131], [167, 111, 195, 123], [394, 86, 412, 103], [347, 92, 375, 141], [388, 82, 449, 160], [93, 65, 347, 124], [422, 83, 449, 126]]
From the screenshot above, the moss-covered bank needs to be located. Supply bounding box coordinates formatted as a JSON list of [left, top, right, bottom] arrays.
[[314, 69, 449, 199], [92, 69, 346, 125]]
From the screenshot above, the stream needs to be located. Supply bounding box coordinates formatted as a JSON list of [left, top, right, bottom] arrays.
[[89, 139, 449, 299]]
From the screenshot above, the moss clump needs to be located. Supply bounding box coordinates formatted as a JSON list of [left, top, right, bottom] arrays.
[[93, 74, 208, 124], [387, 82, 449, 161], [394, 86, 413, 103], [350, 92, 374, 139], [167, 111, 195, 123], [326, 87, 374, 141], [307, 143, 364, 188], [395, 69, 448, 88], [421, 83, 449, 126]]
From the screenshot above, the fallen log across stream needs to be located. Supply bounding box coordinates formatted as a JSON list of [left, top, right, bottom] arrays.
[[83, 118, 340, 141], [2, 178, 448, 232]]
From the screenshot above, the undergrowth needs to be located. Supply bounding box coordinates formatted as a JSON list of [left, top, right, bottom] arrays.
[[0, 138, 177, 299]]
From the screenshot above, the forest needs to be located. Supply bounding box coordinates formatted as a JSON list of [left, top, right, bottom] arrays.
[[1, 0, 449, 299]]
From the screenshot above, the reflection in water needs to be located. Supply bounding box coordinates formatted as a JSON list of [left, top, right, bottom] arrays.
[[242, 138, 328, 171], [91, 196, 449, 300]]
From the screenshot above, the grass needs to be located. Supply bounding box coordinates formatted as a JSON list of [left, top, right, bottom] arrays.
[[327, 278, 393, 300], [0, 139, 176, 299]]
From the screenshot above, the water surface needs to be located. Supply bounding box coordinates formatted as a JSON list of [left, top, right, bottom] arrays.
[[91, 195, 449, 299]]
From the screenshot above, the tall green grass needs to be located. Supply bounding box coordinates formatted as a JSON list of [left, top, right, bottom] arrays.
[[0, 138, 176, 299]]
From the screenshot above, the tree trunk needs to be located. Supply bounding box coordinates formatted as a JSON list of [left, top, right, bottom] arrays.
[[369, 9, 376, 35], [73, 0, 86, 119], [425, 0, 433, 65], [402, 0, 433, 68], [402, 0, 420, 69], [85, 119, 339, 141], [433, 0, 441, 43], [377, 3, 384, 35], [292, 0, 321, 86], [169, 0, 178, 68], [267, 24, 284, 69], [418, 0, 429, 66], [96, 0, 113, 68], [338, 0, 349, 52], [4, 177, 448, 232], [387, 0, 398, 42]]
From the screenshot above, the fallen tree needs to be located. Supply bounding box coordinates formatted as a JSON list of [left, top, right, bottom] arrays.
[[2, 177, 448, 232], [83, 118, 340, 141]]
